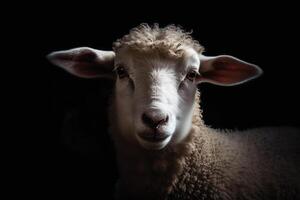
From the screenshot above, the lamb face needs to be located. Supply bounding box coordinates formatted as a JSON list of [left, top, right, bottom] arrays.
[[47, 24, 262, 151], [113, 47, 200, 150]]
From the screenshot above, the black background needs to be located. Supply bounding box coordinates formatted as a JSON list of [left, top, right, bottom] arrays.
[[26, 2, 299, 199]]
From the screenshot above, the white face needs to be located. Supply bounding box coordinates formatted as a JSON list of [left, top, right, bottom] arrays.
[[48, 45, 261, 150], [114, 48, 200, 150]]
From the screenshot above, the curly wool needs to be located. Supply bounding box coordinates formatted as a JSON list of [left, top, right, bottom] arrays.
[[111, 92, 300, 200], [108, 25, 300, 199], [112, 23, 204, 58]]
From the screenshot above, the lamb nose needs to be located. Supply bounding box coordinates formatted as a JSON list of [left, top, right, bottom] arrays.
[[142, 112, 169, 129]]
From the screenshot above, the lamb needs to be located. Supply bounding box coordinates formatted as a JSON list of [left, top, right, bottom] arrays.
[[47, 24, 300, 200]]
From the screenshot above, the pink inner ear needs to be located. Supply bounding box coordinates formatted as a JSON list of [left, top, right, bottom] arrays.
[[200, 58, 259, 85], [64, 50, 114, 78], [71, 59, 115, 78], [72, 63, 106, 77], [48, 48, 116, 79], [55, 49, 97, 63]]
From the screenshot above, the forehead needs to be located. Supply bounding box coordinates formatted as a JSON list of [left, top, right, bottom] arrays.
[[115, 47, 200, 71]]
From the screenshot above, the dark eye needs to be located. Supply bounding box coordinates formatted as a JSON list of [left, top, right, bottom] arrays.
[[116, 66, 128, 79], [186, 71, 198, 82]]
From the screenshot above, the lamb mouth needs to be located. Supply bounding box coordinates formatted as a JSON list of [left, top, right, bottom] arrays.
[[138, 132, 171, 143]]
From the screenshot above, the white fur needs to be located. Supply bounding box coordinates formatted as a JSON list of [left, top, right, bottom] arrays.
[[47, 46, 261, 150], [47, 26, 298, 199], [113, 48, 201, 149]]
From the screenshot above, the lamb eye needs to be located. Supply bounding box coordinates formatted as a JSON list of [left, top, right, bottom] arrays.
[[116, 66, 128, 78], [186, 71, 198, 81]]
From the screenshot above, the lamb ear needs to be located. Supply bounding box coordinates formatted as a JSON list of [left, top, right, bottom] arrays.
[[197, 55, 263, 86], [47, 47, 115, 79]]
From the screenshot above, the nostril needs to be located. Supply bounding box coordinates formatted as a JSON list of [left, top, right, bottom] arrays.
[[157, 115, 169, 127], [142, 112, 169, 129], [142, 113, 155, 128]]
